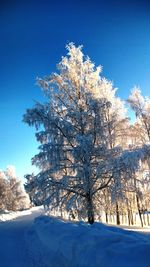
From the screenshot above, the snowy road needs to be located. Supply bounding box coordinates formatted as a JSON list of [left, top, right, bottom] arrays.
[[0, 207, 44, 267]]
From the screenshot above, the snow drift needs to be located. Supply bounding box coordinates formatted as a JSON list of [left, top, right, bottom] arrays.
[[26, 215, 150, 267]]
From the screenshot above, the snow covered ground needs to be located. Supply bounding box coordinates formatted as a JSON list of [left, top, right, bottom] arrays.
[[27, 215, 150, 267], [0, 209, 32, 222], [115, 224, 150, 233], [0, 207, 150, 267], [0, 207, 44, 267]]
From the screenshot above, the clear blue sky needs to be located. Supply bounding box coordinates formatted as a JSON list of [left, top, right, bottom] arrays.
[[0, 0, 150, 180]]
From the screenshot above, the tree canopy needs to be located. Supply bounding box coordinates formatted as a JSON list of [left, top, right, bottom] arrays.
[[24, 43, 150, 224]]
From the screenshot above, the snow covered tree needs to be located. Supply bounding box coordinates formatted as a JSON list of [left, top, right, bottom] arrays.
[[126, 90, 150, 225], [23, 43, 150, 224], [24, 173, 43, 206], [0, 170, 7, 210], [128, 87, 150, 142], [0, 166, 30, 211]]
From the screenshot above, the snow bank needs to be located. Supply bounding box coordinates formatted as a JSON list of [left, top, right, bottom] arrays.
[[0, 207, 43, 222], [26, 216, 150, 267]]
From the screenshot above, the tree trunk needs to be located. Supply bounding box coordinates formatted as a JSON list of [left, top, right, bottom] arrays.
[[133, 177, 143, 227], [143, 212, 146, 226], [88, 214, 94, 224], [126, 198, 131, 226], [127, 209, 131, 226], [116, 202, 120, 225], [130, 209, 134, 225], [105, 210, 108, 223], [109, 214, 112, 223], [147, 212, 150, 226], [87, 193, 95, 224], [136, 194, 143, 227]]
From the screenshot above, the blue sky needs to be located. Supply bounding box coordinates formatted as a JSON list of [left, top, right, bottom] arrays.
[[0, 0, 150, 180]]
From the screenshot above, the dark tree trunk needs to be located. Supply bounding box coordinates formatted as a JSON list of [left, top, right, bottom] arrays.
[[88, 214, 95, 224], [87, 193, 95, 225], [105, 211, 108, 223], [116, 202, 120, 225]]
